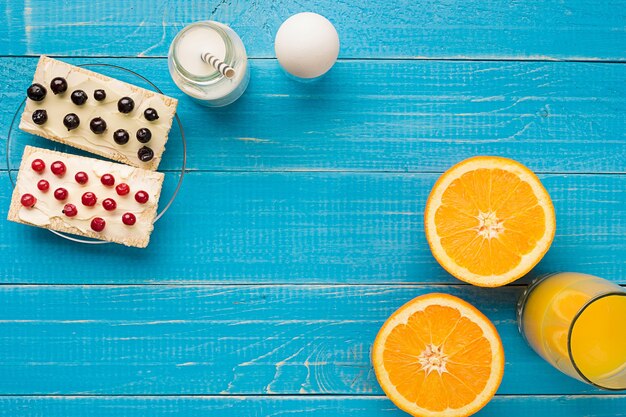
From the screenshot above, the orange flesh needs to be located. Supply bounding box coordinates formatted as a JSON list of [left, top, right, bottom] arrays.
[[382, 304, 493, 411], [435, 168, 546, 276]]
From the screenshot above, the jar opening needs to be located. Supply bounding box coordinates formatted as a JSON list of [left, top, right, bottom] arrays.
[[170, 21, 236, 83]]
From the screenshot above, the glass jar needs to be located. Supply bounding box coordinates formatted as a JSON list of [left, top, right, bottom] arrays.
[[168, 21, 250, 107]]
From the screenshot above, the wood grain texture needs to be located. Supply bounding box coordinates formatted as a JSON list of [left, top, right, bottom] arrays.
[[1, 171, 626, 284], [0, 395, 625, 417], [0, 284, 623, 396], [3, 58, 626, 173], [2, 0, 626, 60], [0, 58, 626, 172]]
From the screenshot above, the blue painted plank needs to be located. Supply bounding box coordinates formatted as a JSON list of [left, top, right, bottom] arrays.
[[0, 284, 623, 395], [2, 58, 625, 173], [1, 172, 626, 284], [2, 0, 626, 60], [0, 395, 625, 417]]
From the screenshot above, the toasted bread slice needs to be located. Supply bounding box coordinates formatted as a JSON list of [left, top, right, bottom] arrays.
[[8, 146, 164, 248], [19, 56, 177, 170]]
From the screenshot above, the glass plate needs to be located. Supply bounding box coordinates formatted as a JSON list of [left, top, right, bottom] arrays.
[[6, 63, 186, 244]]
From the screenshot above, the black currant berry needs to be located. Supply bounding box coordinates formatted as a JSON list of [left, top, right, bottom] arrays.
[[136, 128, 152, 143], [137, 146, 154, 162], [113, 129, 130, 145], [90, 117, 107, 134], [50, 77, 68, 94], [63, 113, 80, 131], [71, 90, 88, 105], [27, 83, 47, 101], [32, 109, 48, 125], [144, 108, 159, 121], [117, 97, 134, 113], [93, 89, 106, 101]]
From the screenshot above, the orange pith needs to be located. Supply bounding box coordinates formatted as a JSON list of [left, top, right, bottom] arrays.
[[372, 293, 504, 417], [425, 156, 556, 287]]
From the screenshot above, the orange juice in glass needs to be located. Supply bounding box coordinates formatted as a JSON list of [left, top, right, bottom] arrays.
[[517, 272, 626, 390]]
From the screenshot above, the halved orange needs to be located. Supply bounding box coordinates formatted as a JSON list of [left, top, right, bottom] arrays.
[[424, 156, 556, 287], [372, 293, 504, 417]]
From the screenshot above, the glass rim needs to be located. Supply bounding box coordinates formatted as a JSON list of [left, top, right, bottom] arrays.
[[567, 291, 626, 391], [6, 62, 187, 245], [169, 21, 236, 83]]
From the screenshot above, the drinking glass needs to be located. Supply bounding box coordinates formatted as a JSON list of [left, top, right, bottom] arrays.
[[517, 272, 626, 390]]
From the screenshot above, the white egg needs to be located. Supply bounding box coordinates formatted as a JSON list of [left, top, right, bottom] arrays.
[[275, 12, 340, 79]]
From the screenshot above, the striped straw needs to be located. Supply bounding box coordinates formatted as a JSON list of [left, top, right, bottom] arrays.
[[201, 52, 236, 79]]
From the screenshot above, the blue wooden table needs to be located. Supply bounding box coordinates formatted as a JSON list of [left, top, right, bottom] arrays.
[[1, 1, 625, 415]]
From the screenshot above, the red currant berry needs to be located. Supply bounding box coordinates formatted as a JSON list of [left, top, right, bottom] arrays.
[[51, 161, 66, 176], [135, 190, 149, 204], [75, 171, 89, 184], [31, 159, 45, 173], [82, 192, 97, 206], [54, 188, 68, 200], [115, 183, 130, 196], [37, 179, 50, 191], [101, 174, 115, 186], [122, 212, 136, 226], [20, 193, 36, 207], [102, 198, 117, 211], [91, 217, 106, 232], [63, 203, 78, 217]]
